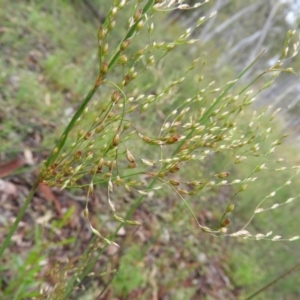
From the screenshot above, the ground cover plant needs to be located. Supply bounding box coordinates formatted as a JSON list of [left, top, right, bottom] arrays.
[[0, 0, 300, 299]]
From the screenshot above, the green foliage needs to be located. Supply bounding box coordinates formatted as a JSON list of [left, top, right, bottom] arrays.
[[0, 234, 46, 299]]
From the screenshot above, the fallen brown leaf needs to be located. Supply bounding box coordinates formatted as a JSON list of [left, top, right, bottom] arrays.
[[38, 183, 63, 216], [0, 157, 25, 178]]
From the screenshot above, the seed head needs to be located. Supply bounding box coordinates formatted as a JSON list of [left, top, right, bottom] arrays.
[[113, 133, 120, 146], [226, 203, 234, 213], [120, 39, 131, 51], [134, 9, 142, 22], [126, 149, 135, 163], [215, 172, 230, 179], [221, 218, 230, 227], [136, 20, 144, 31], [118, 54, 128, 65], [102, 43, 109, 55], [101, 61, 108, 74], [111, 91, 121, 103]]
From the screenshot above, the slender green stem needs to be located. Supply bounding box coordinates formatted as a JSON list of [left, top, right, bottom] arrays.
[[0, 178, 40, 258]]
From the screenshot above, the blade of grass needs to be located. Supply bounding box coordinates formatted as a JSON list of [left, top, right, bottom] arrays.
[[0, 178, 40, 258]]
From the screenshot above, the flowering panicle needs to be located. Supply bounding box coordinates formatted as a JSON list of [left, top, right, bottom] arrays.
[[37, 0, 300, 243]]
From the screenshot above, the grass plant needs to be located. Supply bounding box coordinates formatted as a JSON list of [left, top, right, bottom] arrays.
[[1, 0, 300, 299]]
